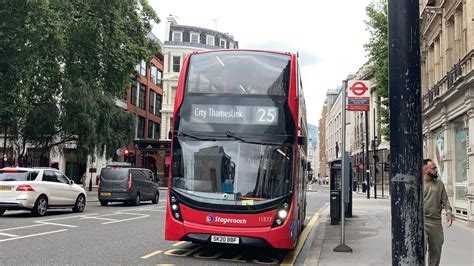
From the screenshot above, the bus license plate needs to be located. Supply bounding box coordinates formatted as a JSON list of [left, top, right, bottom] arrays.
[[211, 235, 239, 244]]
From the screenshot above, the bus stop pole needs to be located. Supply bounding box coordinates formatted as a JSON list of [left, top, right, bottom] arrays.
[[388, 0, 424, 264], [334, 80, 352, 252]]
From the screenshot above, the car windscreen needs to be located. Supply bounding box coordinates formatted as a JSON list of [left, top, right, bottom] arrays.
[[100, 168, 129, 180], [0, 170, 38, 181]]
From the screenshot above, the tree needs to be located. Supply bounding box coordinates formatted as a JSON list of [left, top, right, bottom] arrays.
[[364, 0, 389, 139], [0, 0, 160, 164]]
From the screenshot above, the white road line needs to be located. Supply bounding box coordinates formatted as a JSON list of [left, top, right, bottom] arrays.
[[36, 213, 99, 222], [80, 216, 117, 221], [0, 229, 68, 243], [116, 212, 150, 216], [0, 232, 19, 237], [0, 224, 44, 232], [36, 222, 78, 228], [101, 215, 149, 225]]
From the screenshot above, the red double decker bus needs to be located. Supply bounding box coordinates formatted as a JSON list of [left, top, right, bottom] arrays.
[[165, 50, 308, 249]]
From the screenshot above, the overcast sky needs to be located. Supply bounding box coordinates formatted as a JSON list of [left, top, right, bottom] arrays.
[[150, 0, 373, 126]]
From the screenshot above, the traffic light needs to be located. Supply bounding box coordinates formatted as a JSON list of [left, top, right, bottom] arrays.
[[124, 149, 129, 162]]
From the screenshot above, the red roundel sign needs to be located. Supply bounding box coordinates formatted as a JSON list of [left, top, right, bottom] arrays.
[[347, 80, 370, 111], [350, 81, 369, 96]]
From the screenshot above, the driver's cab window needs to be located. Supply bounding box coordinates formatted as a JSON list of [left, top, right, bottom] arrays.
[[54, 171, 69, 184]]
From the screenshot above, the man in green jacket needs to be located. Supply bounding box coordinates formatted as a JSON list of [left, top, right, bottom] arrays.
[[423, 159, 453, 265]]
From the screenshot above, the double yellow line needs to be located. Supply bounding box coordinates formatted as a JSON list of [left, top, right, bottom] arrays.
[[281, 203, 329, 265]]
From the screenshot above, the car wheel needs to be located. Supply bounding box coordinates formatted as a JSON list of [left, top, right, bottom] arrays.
[[100, 200, 108, 206], [152, 192, 159, 204], [133, 193, 140, 206], [32, 196, 48, 217], [0, 209, 5, 216], [73, 194, 86, 212]]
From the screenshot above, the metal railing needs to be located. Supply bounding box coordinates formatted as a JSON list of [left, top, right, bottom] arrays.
[[423, 49, 473, 108]]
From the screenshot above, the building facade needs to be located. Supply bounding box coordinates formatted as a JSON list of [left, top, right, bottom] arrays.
[[160, 16, 238, 141], [420, 0, 474, 224], [318, 105, 328, 178]]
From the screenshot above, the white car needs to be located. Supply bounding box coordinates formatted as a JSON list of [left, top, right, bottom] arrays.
[[0, 167, 86, 216]]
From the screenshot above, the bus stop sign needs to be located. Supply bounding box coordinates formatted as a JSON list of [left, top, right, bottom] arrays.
[[347, 80, 370, 112]]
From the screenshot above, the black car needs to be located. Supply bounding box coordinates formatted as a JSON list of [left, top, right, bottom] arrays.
[[98, 167, 159, 206]]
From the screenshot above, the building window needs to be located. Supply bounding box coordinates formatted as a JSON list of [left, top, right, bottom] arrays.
[[190, 32, 200, 43], [131, 82, 138, 106], [150, 65, 157, 84], [149, 90, 155, 114], [155, 123, 160, 140], [172, 31, 182, 42], [157, 70, 162, 85], [154, 94, 162, 116], [454, 118, 467, 201], [171, 86, 177, 105], [220, 39, 226, 48], [139, 83, 146, 109], [140, 60, 146, 77], [172, 56, 181, 73], [138, 116, 145, 138], [206, 35, 215, 46], [148, 120, 154, 139]]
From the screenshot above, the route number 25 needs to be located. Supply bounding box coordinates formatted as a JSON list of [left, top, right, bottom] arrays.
[[257, 108, 276, 124]]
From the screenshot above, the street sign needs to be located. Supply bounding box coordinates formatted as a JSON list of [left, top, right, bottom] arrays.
[[116, 148, 123, 156], [347, 80, 370, 111]]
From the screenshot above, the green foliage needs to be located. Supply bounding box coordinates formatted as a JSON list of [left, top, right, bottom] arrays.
[[364, 0, 389, 139], [0, 0, 160, 160]]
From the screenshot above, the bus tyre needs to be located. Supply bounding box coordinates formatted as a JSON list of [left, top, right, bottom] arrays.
[[133, 193, 140, 206]]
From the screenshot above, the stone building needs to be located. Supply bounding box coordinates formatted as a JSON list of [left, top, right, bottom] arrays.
[[420, 0, 474, 224]]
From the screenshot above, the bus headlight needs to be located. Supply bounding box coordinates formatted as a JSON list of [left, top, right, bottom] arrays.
[[272, 201, 290, 228], [169, 192, 183, 222], [278, 209, 288, 219]]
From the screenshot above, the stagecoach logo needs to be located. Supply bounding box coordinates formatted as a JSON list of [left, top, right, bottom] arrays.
[[206, 214, 247, 225], [206, 215, 215, 223]]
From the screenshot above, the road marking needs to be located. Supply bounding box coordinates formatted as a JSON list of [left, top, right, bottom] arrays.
[[0, 224, 44, 232], [101, 215, 149, 224], [80, 216, 117, 221], [141, 249, 163, 259], [36, 213, 99, 222], [172, 241, 186, 247], [36, 222, 78, 228], [281, 203, 329, 265], [0, 229, 68, 243], [164, 246, 202, 257], [0, 232, 19, 237]]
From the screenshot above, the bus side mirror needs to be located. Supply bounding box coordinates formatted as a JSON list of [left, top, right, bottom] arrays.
[[298, 136, 306, 146]]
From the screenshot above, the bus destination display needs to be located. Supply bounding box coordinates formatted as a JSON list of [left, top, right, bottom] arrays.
[[190, 104, 278, 125]]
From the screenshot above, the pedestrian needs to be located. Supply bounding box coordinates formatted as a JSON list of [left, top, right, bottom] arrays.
[[423, 159, 453, 266], [81, 172, 88, 190]]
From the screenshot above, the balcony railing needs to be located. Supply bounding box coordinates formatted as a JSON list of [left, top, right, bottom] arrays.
[[423, 49, 473, 108]]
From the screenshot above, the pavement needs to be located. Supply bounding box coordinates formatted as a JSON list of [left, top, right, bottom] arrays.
[[304, 191, 474, 266]]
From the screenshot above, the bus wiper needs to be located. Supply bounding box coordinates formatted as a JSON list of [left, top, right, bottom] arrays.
[[225, 131, 245, 142], [175, 131, 216, 141]]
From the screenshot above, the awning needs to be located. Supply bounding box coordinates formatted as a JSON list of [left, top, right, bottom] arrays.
[[165, 156, 171, 165]]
